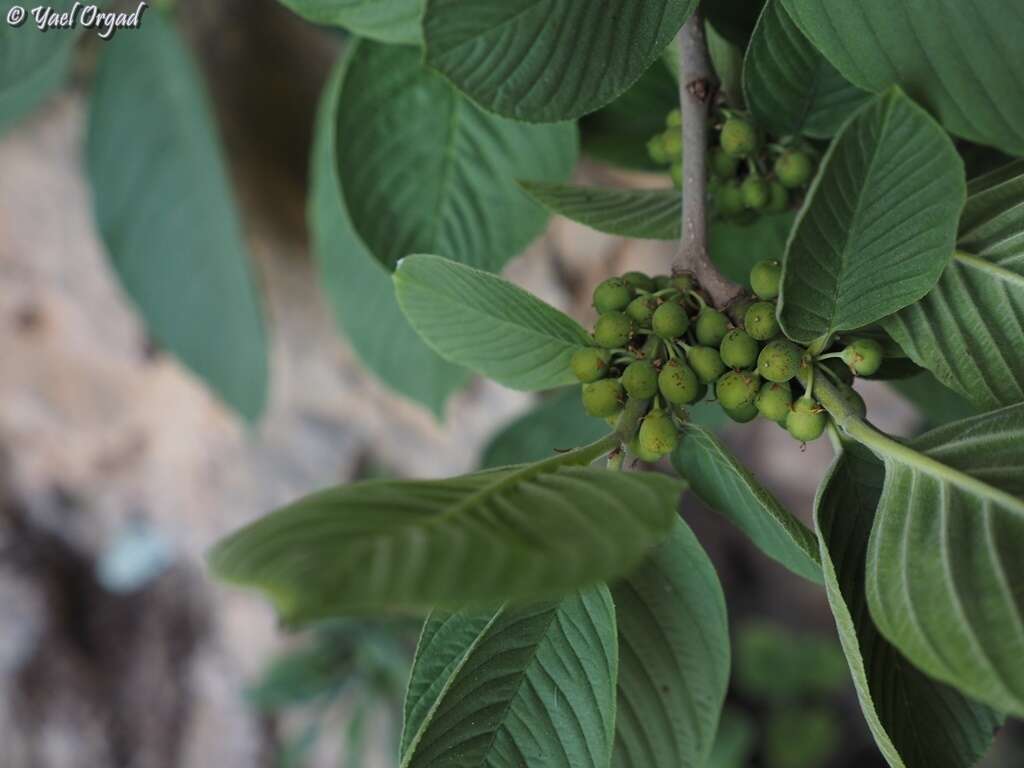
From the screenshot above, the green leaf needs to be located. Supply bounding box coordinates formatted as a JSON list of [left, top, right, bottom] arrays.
[[276, 0, 422, 44], [709, 213, 795, 284], [0, 0, 77, 132], [395, 254, 592, 391], [856, 406, 1024, 717], [778, 89, 964, 345], [883, 161, 1024, 411], [520, 183, 680, 240], [704, 0, 765, 47], [336, 40, 577, 273], [671, 423, 822, 583], [210, 437, 682, 621], [782, 0, 1024, 157], [86, 12, 268, 421], [706, 21, 745, 110], [815, 441, 1000, 768], [401, 586, 616, 768], [707, 709, 756, 768], [612, 519, 730, 768], [742, 0, 869, 138], [422, 0, 698, 122], [311, 51, 466, 415]]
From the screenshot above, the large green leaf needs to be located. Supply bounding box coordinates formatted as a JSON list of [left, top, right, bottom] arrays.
[[883, 161, 1024, 411], [276, 0, 422, 44], [395, 254, 592, 391], [422, 0, 697, 122], [710, 214, 795, 285], [671, 424, 821, 583], [0, 0, 77, 132], [816, 441, 1000, 768], [311, 51, 466, 416], [520, 183, 680, 240], [858, 406, 1024, 716], [336, 40, 576, 273], [778, 89, 964, 345], [612, 519, 730, 768], [210, 437, 682, 621], [742, 0, 869, 138], [782, 0, 1024, 157], [400, 587, 617, 767], [86, 12, 268, 421]]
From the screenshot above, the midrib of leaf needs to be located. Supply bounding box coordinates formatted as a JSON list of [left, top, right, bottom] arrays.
[[955, 251, 1024, 290]]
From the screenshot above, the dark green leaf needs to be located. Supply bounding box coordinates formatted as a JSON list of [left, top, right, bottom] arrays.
[[883, 161, 1024, 410], [816, 441, 1000, 767], [710, 213, 795, 284], [311, 51, 466, 415], [394, 254, 592, 391], [422, 0, 698, 122], [210, 438, 682, 621], [672, 423, 822, 583], [742, 0, 869, 138], [336, 40, 577, 272], [276, 0, 422, 44], [401, 587, 617, 767], [705, 0, 765, 47], [782, 0, 1024, 156], [612, 519, 730, 768], [706, 21, 745, 109], [779, 89, 964, 345], [86, 12, 268, 421], [520, 183, 680, 240]]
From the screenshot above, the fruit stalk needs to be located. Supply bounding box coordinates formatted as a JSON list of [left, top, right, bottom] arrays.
[[675, 12, 743, 308]]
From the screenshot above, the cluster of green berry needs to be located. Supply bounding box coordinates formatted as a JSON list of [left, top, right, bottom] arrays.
[[571, 264, 884, 461], [646, 109, 683, 188]]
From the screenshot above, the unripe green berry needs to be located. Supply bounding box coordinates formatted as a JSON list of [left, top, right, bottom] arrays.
[[710, 147, 740, 180], [582, 379, 624, 418], [687, 346, 726, 384], [744, 301, 780, 341], [570, 347, 611, 383], [622, 271, 655, 293], [720, 329, 759, 369], [592, 278, 633, 313], [666, 108, 682, 128], [622, 360, 659, 398], [652, 302, 690, 340], [741, 176, 770, 210], [594, 311, 634, 348], [765, 182, 789, 214], [647, 134, 669, 165], [775, 150, 814, 189], [658, 360, 701, 405], [663, 129, 682, 160], [639, 409, 679, 458], [841, 338, 884, 377], [717, 370, 761, 410], [715, 180, 746, 217], [786, 397, 827, 442], [695, 308, 730, 347], [750, 259, 782, 300], [653, 275, 672, 291], [670, 273, 696, 294], [757, 339, 803, 383], [723, 401, 759, 423], [670, 162, 683, 189], [755, 381, 793, 422], [629, 436, 664, 463], [720, 117, 759, 158], [626, 295, 658, 325]]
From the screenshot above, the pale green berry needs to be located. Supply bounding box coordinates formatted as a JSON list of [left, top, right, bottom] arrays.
[[756, 381, 793, 422], [570, 347, 611, 383], [592, 278, 632, 313], [658, 360, 701, 405], [775, 150, 814, 189], [721, 118, 759, 158], [745, 301, 780, 341], [786, 397, 827, 442], [687, 346, 727, 384], [757, 339, 803, 383], [720, 329, 759, 369], [841, 338, 884, 377], [717, 370, 761, 410], [622, 360, 659, 398], [696, 308, 730, 347], [750, 259, 782, 300], [639, 409, 679, 457], [741, 176, 770, 210], [594, 311, 634, 348], [582, 379, 624, 418], [652, 302, 690, 340]]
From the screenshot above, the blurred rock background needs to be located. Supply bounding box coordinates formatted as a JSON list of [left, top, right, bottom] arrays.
[[2, 1, 1015, 767]]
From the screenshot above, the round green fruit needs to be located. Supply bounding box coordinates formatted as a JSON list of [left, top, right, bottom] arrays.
[[720, 329, 759, 369], [744, 301, 780, 341], [710, 147, 740, 180], [592, 277, 633, 313], [687, 346, 726, 384], [652, 302, 690, 339], [695, 308, 730, 347], [775, 150, 814, 189], [724, 401, 759, 423], [647, 134, 668, 165], [717, 370, 760, 410], [755, 381, 793, 422], [670, 162, 683, 188], [639, 409, 679, 457], [757, 339, 802, 383], [750, 259, 782, 300], [765, 182, 789, 213], [594, 311, 634, 348], [663, 129, 682, 160], [626, 295, 658, 325], [786, 397, 827, 442], [570, 347, 611, 383], [658, 360, 701, 405], [629, 436, 664, 463], [622, 271, 655, 293], [622, 360, 659, 398], [715, 180, 746, 217], [841, 338, 884, 377], [670, 273, 696, 294], [666, 109, 682, 128], [720, 117, 759, 158], [582, 379, 624, 418], [741, 176, 770, 210], [653, 275, 672, 291]]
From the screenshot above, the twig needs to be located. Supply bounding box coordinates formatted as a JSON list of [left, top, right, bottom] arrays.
[[675, 12, 744, 308]]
